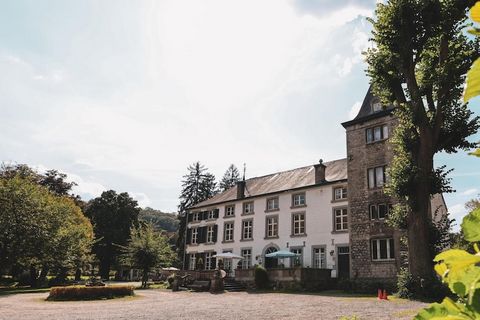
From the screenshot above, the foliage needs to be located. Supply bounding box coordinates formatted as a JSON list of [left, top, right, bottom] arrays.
[[397, 267, 416, 299], [122, 224, 175, 288], [366, 0, 480, 280], [415, 208, 480, 319], [219, 164, 240, 192], [138, 207, 178, 233], [0, 176, 93, 285], [47, 285, 134, 301], [176, 162, 217, 267], [254, 265, 269, 290], [85, 190, 140, 279]]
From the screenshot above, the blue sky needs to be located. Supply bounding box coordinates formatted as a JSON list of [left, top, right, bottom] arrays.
[[0, 0, 478, 229]]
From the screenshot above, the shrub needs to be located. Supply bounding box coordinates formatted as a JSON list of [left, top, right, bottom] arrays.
[[338, 278, 396, 295], [254, 266, 269, 290], [396, 267, 449, 301], [47, 285, 134, 301]]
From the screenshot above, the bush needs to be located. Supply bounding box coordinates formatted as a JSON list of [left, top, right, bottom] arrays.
[[47, 285, 134, 301], [254, 266, 269, 290], [396, 267, 449, 301]]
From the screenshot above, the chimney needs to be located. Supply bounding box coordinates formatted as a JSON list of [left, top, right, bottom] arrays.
[[314, 159, 326, 184], [236, 180, 245, 199]]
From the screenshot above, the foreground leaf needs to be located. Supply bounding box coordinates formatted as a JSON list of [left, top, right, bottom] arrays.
[[464, 58, 480, 103], [469, 148, 480, 157], [461, 209, 480, 242]]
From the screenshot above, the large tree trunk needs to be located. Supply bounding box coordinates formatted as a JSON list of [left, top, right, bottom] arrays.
[[407, 140, 434, 279], [29, 265, 38, 288]]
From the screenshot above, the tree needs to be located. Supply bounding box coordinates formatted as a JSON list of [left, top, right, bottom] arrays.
[[176, 162, 217, 267], [219, 164, 240, 192], [85, 190, 140, 279], [365, 0, 480, 281], [122, 224, 175, 288], [138, 207, 179, 233], [0, 175, 93, 286]]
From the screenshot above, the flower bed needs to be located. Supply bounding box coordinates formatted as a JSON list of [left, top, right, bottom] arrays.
[[47, 285, 134, 301]]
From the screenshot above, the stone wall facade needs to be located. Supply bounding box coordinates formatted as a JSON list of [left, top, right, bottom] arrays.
[[345, 112, 404, 280]]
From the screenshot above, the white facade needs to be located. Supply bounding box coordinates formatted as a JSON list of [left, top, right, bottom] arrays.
[[185, 182, 349, 277]]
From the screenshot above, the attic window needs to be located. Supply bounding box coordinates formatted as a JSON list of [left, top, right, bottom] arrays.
[[371, 99, 382, 112]]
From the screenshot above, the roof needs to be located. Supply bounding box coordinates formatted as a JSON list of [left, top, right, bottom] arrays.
[[191, 158, 348, 209], [341, 86, 395, 128]]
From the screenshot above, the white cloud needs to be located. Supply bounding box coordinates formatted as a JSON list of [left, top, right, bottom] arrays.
[[449, 203, 468, 228], [131, 192, 152, 208], [462, 188, 479, 196], [349, 101, 362, 119]]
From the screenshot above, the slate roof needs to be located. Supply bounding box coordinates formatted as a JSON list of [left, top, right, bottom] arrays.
[[341, 86, 395, 128], [191, 158, 348, 209]]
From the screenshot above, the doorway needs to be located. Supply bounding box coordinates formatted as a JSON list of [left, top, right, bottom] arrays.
[[264, 247, 278, 269], [337, 246, 350, 279]]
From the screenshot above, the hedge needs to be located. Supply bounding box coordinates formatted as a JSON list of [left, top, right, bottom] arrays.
[[47, 285, 134, 301]]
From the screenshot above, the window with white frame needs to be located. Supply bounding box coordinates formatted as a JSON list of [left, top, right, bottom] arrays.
[[370, 203, 390, 220], [371, 238, 395, 261], [372, 100, 382, 112], [241, 249, 252, 269], [292, 193, 306, 207], [193, 212, 200, 222], [205, 252, 214, 270], [292, 212, 305, 235], [368, 166, 387, 189], [224, 222, 234, 242], [225, 205, 235, 217], [242, 220, 253, 240], [243, 202, 254, 214], [334, 187, 347, 200], [334, 208, 348, 231], [191, 227, 198, 244], [266, 197, 279, 211], [206, 225, 215, 243], [189, 254, 196, 270], [207, 210, 215, 220], [312, 247, 326, 268], [291, 248, 303, 266], [366, 124, 389, 143], [266, 216, 278, 238]]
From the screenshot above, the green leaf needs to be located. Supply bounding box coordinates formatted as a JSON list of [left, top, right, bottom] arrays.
[[464, 58, 480, 103], [414, 298, 469, 319], [461, 209, 480, 242], [467, 28, 480, 36], [469, 148, 480, 157]]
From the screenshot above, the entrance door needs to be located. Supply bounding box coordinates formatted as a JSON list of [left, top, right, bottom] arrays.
[[264, 247, 278, 269], [337, 246, 350, 279]]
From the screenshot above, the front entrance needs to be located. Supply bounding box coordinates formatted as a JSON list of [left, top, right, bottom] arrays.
[[337, 246, 350, 279], [264, 247, 278, 269]]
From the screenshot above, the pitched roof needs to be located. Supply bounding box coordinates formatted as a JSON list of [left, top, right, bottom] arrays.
[[191, 158, 347, 209], [341, 86, 395, 128]]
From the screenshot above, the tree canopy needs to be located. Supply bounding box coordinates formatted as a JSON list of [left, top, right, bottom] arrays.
[[365, 0, 480, 282], [219, 164, 240, 192], [85, 190, 140, 279]]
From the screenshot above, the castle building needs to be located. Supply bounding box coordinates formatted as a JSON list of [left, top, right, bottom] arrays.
[[184, 87, 447, 282]]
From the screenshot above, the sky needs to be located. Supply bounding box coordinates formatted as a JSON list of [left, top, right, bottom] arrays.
[[0, 0, 478, 230]]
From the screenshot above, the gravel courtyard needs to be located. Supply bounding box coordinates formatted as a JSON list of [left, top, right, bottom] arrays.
[[0, 290, 427, 320]]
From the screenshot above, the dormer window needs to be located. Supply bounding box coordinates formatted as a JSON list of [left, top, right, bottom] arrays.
[[371, 99, 382, 112]]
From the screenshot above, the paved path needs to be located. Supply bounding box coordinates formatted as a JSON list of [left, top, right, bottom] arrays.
[[0, 290, 427, 320]]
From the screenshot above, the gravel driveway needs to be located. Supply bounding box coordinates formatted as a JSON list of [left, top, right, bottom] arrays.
[[0, 290, 427, 320]]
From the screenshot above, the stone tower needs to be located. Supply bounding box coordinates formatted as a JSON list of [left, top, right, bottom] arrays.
[[341, 87, 403, 283]]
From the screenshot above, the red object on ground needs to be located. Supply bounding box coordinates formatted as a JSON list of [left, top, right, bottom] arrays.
[[377, 289, 382, 299], [382, 290, 388, 300]]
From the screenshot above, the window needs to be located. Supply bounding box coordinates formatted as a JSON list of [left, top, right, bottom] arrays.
[[242, 220, 253, 240], [266, 197, 279, 211], [193, 212, 200, 222], [224, 222, 234, 242], [206, 225, 215, 243], [266, 216, 278, 238], [334, 208, 348, 231], [241, 249, 252, 269], [205, 252, 214, 270], [207, 210, 215, 220], [366, 125, 389, 143], [372, 100, 382, 112], [370, 203, 389, 220], [191, 227, 198, 244], [292, 212, 305, 235], [292, 193, 306, 207], [334, 187, 347, 200], [371, 238, 395, 261], [225, 205, 235, 217], [368, 166, 387, 188], [291, 248, 303, 267], [312, 247, 326, 269], [189, 254, 196, 270], [243, 202, 254, 215]]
